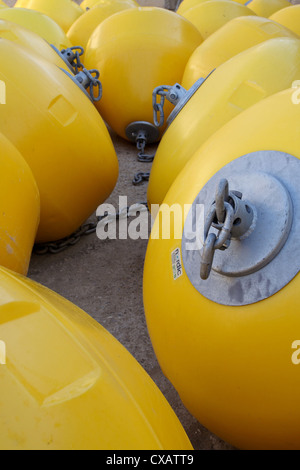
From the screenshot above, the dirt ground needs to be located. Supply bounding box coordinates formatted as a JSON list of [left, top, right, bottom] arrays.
[[7, 0, 299, 451]]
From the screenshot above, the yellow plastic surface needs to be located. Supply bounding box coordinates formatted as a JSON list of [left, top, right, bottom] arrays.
[[182, 16, 297, 88], [247, 0, 291, 17], [81, 0, 138, 10], [14, 0, 83, 33], [85, 7, 203, 140], [270, 5, 300, 36], [180, 0, 255, 40], [0, 136, 39, 276], [0, 8, 72, 50], [0, 39, 118, 243], [148, 37, 300, 207], [0, 267, 193, 450], [177, 0, 248, 15], [0, 19, 73, 72], [67, 0, 137, 52], [144, 87, 300, 450]]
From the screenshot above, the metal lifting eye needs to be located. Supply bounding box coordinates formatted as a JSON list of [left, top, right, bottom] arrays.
[[200, 178, 255, 280]]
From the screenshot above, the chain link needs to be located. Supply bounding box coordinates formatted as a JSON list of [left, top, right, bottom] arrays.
[[200, 179, 235, 280], [61, 46, 85, 74], [153, 84, 187, 127], [153, 85, 172, 127], [132, 172, 150, 185], [34, 203, 148, 255], [136, 138, 155, 163], [82, 68, 102, 102]]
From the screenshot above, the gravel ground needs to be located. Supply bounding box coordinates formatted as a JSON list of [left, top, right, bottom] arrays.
[[4, 0, 297, 451]]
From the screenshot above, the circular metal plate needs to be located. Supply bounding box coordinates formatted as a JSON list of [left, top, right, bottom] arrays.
[[125, 121, 160, 144], [166, 70, 215, 127], [181, 151, 300, 306]]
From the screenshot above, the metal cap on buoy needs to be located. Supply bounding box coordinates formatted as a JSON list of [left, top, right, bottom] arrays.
[[183, 151, 297, 305]]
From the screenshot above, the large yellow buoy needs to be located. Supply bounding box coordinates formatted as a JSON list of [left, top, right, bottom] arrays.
[[0, 267, 192, 450], [67, 0, 137, 52], [247, 0, 291, 17], [81, 0, 138, 10], [148, 37, 300, 207], [14, 0, 83, 33], [181, 16, 297, 89], [85, 7, 203, 144], [0, 39, 118, 243], [0, 19, 81, 73], [0, 136, 39, 276], [270, 5, 300, 37], [179, 0, 255, 40], [177, 0, 248, 15], [0, 7, 72, 50], [144, 86, 300, 450]]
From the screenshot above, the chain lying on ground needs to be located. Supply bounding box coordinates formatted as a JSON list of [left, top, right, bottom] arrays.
[[132, 136, 156, 185], [34, 203, 148, 255]]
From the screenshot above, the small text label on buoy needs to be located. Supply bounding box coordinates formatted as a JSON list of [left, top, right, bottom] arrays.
[[171, 248, 183, 281]]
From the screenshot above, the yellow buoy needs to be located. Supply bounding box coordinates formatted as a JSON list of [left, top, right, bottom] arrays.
[[0, 39, 118, 243], [270, 5, 300, 37], [177, 0, 248, 15], [182, 15, 297, 89], [247, 0, 291, 18], [0, 19, 81, 73], [14, 0, 83, 33], [148, 37, 300, 207], [81, 0, 138, 10], [0, 7, 72, 50], [85, 7, 203, 143], [67, 0, 137, 52], [144, 86, 300, 450], [0, 267, 193, 450], [179, 0, 255, 40], [0, 136, 39, 276]]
